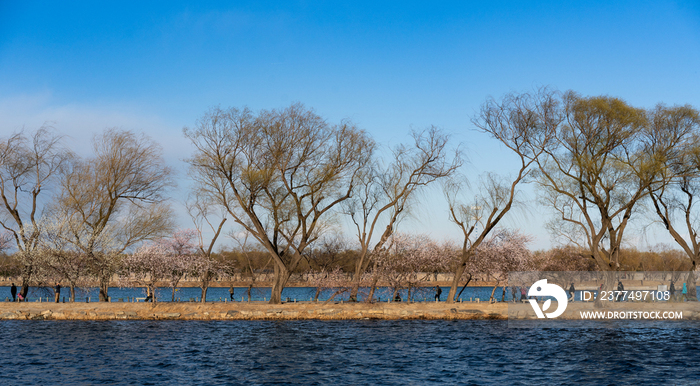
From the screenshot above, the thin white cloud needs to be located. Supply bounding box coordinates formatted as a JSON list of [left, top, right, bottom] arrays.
[[0, 92, 191, 164]]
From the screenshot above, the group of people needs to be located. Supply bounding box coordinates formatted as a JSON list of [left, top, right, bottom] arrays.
[[7, 282, 61, 303], [392, 287, 443, 302], [669, 280, 689, 301], [508, 286, 533, 303]]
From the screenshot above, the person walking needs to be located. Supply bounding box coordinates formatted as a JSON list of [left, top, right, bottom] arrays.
[[55, 283, 61, 303], [670, 281, 676, 302], [229, 285, 235, 301], [435, 286, 442, 302], [617, 281, 624, 302], [520, 286, 526, 302], [10, 283, 17, 302], [682, 282, 688, 301], [568, 283, 575, 302]]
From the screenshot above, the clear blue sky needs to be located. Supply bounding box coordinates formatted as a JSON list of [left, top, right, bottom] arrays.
[[1, 1, 699, 249]]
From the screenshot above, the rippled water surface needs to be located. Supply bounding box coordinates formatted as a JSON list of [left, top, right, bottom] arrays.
[[1, 320, 699, 385]]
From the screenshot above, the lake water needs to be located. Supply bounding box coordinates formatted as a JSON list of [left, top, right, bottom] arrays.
[[0, 285, 521, 303], [3, 285, 700, 304], [0, 319, 698, 385]]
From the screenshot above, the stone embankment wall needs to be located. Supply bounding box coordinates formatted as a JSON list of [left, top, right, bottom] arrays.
[[0, 302, 508, 321]]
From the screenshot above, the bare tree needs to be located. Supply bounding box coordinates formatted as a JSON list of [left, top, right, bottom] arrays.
[[185, 103, 373, 303], [373, 233, 453, 302], [35, 217, 92, 302], [344, 128, 460, 301], [446, 89, 555, 303], [0, 127, 72, 298], [163, 229, 200, 301], [310, 267, 355, 302], [123, 240, 169, 302], [536, 92, 682, 290], [58, 128, 175, 301], [645, 104, 700, 299], [469, 229, 532, 303]]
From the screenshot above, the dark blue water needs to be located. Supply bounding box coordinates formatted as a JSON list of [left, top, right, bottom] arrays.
[[0, 320, 698, 385]]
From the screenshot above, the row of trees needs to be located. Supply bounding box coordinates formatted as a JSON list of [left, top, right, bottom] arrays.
[[2, 90, 699, 303], [3, 224, 688, 303], [0, 226, 532, 302], [0, 226, 690, 299], [0, 129, 177, 301], [184, 92, 700, 303]]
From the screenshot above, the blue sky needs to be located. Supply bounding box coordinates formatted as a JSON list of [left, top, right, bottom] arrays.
[[1, 1, 699, 249]]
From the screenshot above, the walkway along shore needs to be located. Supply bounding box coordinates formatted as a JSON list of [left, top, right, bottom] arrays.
[[0, 301, 508, 321], [3, 301, 700, 321]]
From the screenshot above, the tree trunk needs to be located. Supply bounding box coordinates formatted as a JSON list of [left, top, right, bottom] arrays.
[[447, 263, 467, 304], [455, 275, 473, 300], [171, 286, 176, 302], [20, 263, 32, 299], [594, 270, 615, 308], [247, 284, 252, 302], [269, 264, 291, 304], [98, 277, 110, 302], [349, 281, 359, 302], [314, 287, 321, 302], [201, 284, 209, 303], [20, 279, 30, 300], [367, 273, 380, 303], [146, 284, 156, 302], [200, 271, 210, 303], [687, 270, 697, 301], [70, 285, 76, 302], [489, 283, 498, 303]]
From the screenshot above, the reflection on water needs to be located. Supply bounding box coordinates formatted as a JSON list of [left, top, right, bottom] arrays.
[[0, 320, 699, 385]]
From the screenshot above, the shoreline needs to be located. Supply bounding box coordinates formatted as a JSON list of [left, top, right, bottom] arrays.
[[2, 300, 700, 321], [0, 301, 508, 321], [0, 301, 700, 321]]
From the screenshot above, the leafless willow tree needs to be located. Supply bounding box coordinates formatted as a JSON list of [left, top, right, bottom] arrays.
[[537, 93, 684, 278], [57, 129, 175, 301], [0, 127, 72, 298], [185, 103, 373, 304], [445, 89, 555, 303], [344, 127, 460, 301], [530, 92, 694, 306], [645, 104, 700, 299]]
